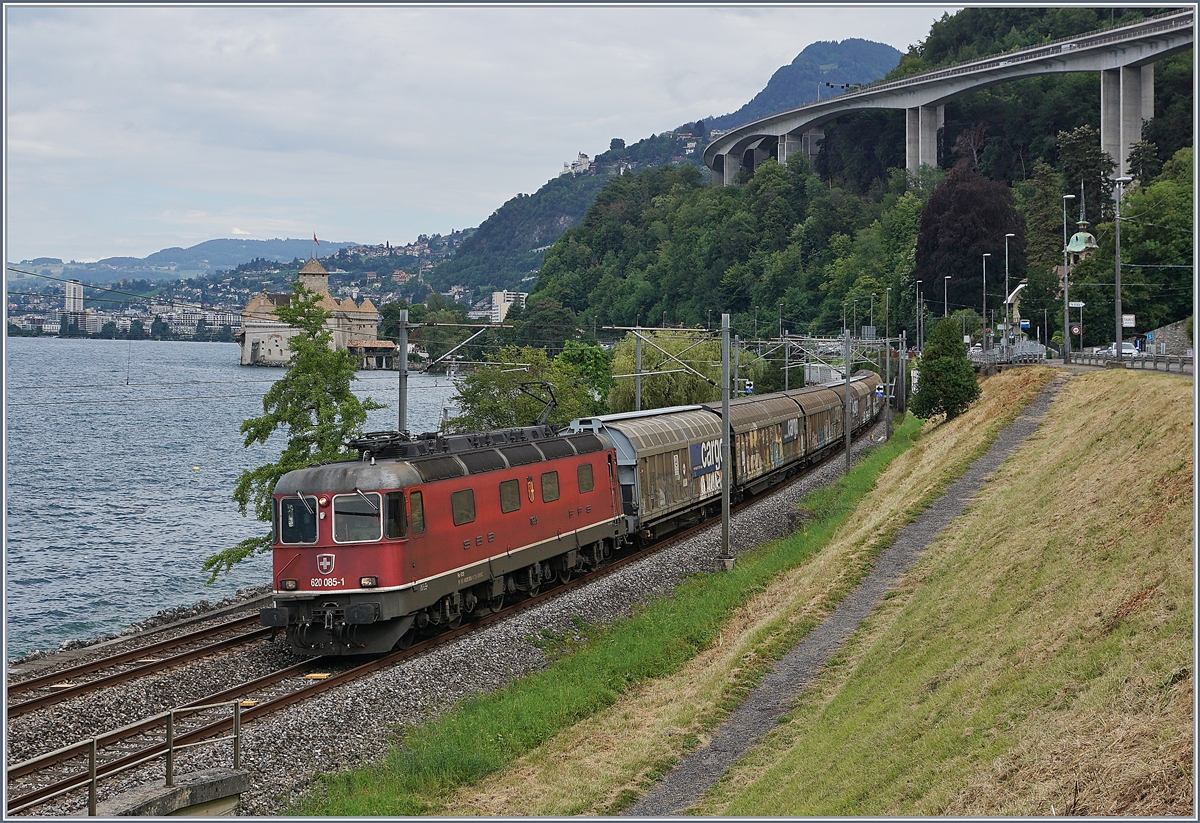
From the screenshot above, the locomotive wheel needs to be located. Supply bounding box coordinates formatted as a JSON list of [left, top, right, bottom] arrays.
[[485, 593, 505, 614], [557, 564, 572, 584], [396, 625, 417, 650], [447, 613, 462, 630]]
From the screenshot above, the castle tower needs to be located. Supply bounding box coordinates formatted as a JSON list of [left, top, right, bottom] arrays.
[[297, 257, 329, 294]]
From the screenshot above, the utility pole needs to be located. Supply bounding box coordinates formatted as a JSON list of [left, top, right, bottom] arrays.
[[397, 308, 409, 432], [734, 334, 740, 394], [1114, 176, 1132, 363], [1004, 232, 1015, 355], [718, 313, 734, 570], [885, 287, 892, 440], [844, 328, 853, 475], [915, 280, 922, 351], [784, 335, 790, 391], [634, 325, 642, 411], [1062, 193, 1076, 363], [981, 253, 991, 352]]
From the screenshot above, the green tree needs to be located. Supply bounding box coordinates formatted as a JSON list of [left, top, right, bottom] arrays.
[[444, 345, 605, 431], [202, 281, 383, 582], [150, 315, 169, 340], [911, 317, 981, 421], [607, 330, 722, 412], [1056, 124, 1115, 223], [128, 319, 145, 340], [914, 166, 1026, 326], [100, 321, 118, 339]]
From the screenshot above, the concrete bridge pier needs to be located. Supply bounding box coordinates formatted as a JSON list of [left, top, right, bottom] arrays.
[[905, 105, 943, 174], [1100, 64, 1153, 177]]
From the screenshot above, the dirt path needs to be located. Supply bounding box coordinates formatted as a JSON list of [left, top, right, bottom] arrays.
[[623, 374, 1071, 816]]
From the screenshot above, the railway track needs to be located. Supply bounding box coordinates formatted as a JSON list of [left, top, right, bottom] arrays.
[[7, 615, 273, 718], [7, 420, 881, 815]]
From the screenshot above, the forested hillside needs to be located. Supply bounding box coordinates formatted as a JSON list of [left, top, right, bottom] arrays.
[[820, 7, 1192, 192], [525, 6, 1191, 356], [704, 38, 901, 132], [429, 39, 903, 295]]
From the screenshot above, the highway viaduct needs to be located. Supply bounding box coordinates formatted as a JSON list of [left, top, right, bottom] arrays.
[[703, 9, 1193, 184]]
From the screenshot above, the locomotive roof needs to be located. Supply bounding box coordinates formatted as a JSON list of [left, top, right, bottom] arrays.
[[275, 430, 609, 494]]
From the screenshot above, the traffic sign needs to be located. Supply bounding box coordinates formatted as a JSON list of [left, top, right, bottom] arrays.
[[1122, 313, 1135, 328], [1020, 319, 1030, 329], [1070, 325, 1081, 335], [875, 386, 884, 397], [1069, 301, 1085, 308]]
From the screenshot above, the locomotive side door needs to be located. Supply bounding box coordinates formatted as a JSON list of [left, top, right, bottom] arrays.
[[405, 488, 428, 582]]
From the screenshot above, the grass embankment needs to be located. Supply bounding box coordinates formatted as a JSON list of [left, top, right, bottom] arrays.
[[691, 369, 1193, 816], [296, 367, 1055, 816]]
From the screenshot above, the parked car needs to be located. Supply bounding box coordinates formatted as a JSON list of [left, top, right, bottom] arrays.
[[1104, 342, 1139, 358]]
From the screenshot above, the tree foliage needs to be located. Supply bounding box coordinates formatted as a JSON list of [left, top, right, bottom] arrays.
[[911, 318, 981, 421], [444, 345, 609, 432], [1067, 147, 1193, 346], [202, 282, 383, 582], [915, 166, 1026, 325], [607, 331, 723, 412]]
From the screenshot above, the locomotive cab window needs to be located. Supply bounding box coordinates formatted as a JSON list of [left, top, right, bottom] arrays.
[[333, 491, 382, 543], [577, 463, 594, 493], [541, 471, 559, 502], [410, 491, 426, 534], [451, 489, 476, 526], [499, 479, 521, 513], [278, 496, 318, 544], [384, 491, 406, 539]]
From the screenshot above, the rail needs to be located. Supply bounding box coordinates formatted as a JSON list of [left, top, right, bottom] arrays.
[[7, 700, 244, 816]]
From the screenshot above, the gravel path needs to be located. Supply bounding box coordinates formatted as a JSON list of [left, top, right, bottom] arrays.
[[623, 375, 1069, 816], [12, 421, 887, 816]]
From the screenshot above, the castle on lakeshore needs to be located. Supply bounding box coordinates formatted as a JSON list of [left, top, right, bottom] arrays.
[[237, 257, 395, 368]]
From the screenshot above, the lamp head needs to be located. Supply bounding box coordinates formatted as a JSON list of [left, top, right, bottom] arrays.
[[1063, 194, 1076, 200], [1115, 176, 1132, 184], [1005, 233, 1015, 238]]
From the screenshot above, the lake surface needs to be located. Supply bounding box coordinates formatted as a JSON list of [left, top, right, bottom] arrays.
[[4, 337, 458, 660]]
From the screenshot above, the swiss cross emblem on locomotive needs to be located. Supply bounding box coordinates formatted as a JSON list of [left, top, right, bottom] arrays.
[[317, 554, 336, 574]]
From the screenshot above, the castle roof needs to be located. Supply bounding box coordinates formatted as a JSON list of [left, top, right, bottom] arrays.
[[299, 258, 328, 275]]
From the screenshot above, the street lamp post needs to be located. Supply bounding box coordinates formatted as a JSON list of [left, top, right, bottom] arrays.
[[885, 287, 892, 439], [778, 301, 783, 339], [981, 253, 991, 351], [1062, 193, 1076, 363], [1004, 232, 1015, 355], [943, 275, 950, 317], [1114, 176, 1132, 362]]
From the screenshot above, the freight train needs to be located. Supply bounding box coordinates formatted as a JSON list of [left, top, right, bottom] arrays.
[[260, 371, 884, 655]]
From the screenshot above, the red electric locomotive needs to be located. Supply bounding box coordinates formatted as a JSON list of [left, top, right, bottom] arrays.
[[260, 426, 624, 655]]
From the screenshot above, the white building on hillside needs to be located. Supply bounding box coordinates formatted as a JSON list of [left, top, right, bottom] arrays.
[[491, 290, 527, 323]]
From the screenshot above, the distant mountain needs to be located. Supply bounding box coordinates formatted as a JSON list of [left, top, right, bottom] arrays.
[[429, 39, 901, 295], [57, 237, 358, 283], [703, 38, 903, 132]]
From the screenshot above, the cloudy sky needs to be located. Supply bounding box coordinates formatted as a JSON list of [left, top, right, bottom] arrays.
[[5, 4, 958, 264]]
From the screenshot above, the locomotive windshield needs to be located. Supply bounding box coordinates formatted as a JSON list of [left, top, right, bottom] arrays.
[[278, 496, 318, 544], [333, 491, 382, 543]]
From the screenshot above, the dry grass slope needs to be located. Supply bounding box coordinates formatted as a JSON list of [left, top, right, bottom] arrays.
[[439, 367, 1083, 816], [697, 369, 1192, 816]]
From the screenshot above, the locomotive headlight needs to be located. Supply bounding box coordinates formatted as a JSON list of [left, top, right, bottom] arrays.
[[359, 576, 378, 588], [280, 579, 298, 591], [318, 496, 329, 507]]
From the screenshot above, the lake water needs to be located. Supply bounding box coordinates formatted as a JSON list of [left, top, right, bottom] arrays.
[[4, 337, 458, 660]]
